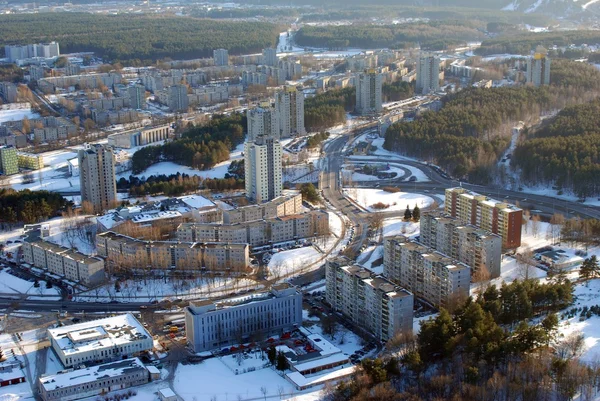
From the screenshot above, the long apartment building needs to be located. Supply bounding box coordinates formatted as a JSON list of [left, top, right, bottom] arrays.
[[444, 187, 522, 249], [326, 258, 413, 342], [222, 194, 302, 224], [185, 283, 302, 352], [107, 125, 172, 149], [21, 239, 105, 286], [96, 232, 249, 272], [383, 236, 470, 308], [176, 210, 329, 247], [420, 211, 502, 279]]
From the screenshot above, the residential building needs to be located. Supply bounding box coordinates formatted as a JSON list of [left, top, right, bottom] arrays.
[[245, 135, 282, 203], [38, 72, 121, 92], [383, 236, 471, 308], [0, 146, 18, 175], [107, 125, 171, 149], [278, 60, 302, 80], [355, 69, 383, 115], [213, 49, 229, 66], [526, 53, 551, 86], [0, 82, 17, 103], [176, 210, 329, 247], [64, 63, 81, 76], [221, 193, 302, 224], [168, 84, 188, 112], [39, 358, 149, 401], [444, 187, 523, 249], [128, 84, 146, 110], [4, 42, 60, 63], [29, 65, 45, 81], [2, 116, 77, 143], [185, 283, 302, 352], [420, 211, 502, 279], [47, 314, 153, 368], [325, 258, 413, 342], [247, 104, 279, 141], [416, 54, 441, 94], [17, 152, 44, 170], [21, 237, 105, 286], [78, 144, 117, 214], [95, 231, 249, 272], [275, 86, 305, 138], [262, 47, 278, 67]]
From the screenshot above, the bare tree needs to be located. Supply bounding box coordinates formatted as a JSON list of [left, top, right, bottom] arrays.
[[260, 386, 268, 401], [516, 248, 535, 280], [531, 214, 541, 238]]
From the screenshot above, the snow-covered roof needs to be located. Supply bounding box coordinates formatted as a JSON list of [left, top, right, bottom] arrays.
[[47, 314, 151, 357], [178, 194, 215, 209], [39, 358, 146, 391]]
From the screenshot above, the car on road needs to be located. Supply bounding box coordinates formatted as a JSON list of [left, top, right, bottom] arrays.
[[140, 305, 148, 309]]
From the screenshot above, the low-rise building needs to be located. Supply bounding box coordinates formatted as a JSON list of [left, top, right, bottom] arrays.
[[21, 237, 105, 286], [107, 125, 172, 149], [383, 236, 471, 308], [221, 194, 302, 224], [39, 358, 149, 401], [17, 152, 44, 170], [95, 232, 249, 272], [325, 258, 413, 342], [47, 314, 153, 368], [185, 283, 302, 352], [420, 211, 502, 279], [0, 145, 18, 175]]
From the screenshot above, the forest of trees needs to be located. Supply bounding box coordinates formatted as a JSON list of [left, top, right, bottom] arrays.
[[513, 98, 600, 198], [384, 60, 600, 184], [0, 13, 280, 64], [324, 279, 590, 401], [305, 87, 355, 131], [131, 113, 245, 174], [295, 21, 484, 51], [383, 80, 414, 102], [0, 189, 71, 225], [476, 30, 600, 56]]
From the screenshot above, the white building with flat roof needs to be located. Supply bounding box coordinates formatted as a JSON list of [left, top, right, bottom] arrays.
[[47, 314, 153, 368]]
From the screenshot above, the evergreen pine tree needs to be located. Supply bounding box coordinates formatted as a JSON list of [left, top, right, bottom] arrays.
[[412, 205, 420, 222], [404, 205, 412, 221]]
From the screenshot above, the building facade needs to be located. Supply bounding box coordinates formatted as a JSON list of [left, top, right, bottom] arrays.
[[107, 125, 171, 149], [213, 49, 229, 66], [245, 135, 282, 203], [326, 258, 413, 342], [5, 42, 60, 63], [185, 284, 302, 352], [416, 54, 441, 94], [526, 53, 551, 87], [78, 144, 117, 213], [355, 69, 383, 115], [383, 236, 471, 308], [247, 105, 279, 141], [420, 211, 502, 279], [17, 152, 44, 170], [262, 48, 278, 67], [222, 194, 302, 224], [444, 187, 523, 249], [275, 86, 305, 138], [128, 84, 146, 110], [0, 146, 18, 175], [168, 84, 189, 112]]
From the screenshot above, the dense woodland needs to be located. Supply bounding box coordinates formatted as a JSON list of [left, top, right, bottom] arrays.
[[383, 81, 414, 102], [324, 279, 593, 401], [305, 87, 355, 131], [513, 99, 600, 198], [0, 13, 280, 64], [295, 21, 484, 51], [131, 113, 245, 174], [476, 30, 600, 56], [0, 189, 71, 225], [384, 60, 600, 184]]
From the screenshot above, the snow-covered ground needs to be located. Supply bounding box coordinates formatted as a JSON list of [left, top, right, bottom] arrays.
[[343, 188, 434, 212], [0, 108, 40, 124], [0, 269, 61, 299], [382, 218, 419, 238], [268, 247, 323, 277], [328, 211, 344, 238]]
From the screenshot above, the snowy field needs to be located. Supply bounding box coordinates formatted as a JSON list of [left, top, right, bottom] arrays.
[[0, 269, 61, 299], [0, 108, 40, 124], [268, 247, 323, 278], [382, 218, 419, 238], [344, 188, 434, 212]]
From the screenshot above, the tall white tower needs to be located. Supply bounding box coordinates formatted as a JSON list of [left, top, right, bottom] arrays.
[[244, 135, 282, 203], [275, 86, 305, 138], [355, 69, 383, 115]]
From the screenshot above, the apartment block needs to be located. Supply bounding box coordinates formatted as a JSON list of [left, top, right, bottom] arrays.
[[222, 194, 302, 224], [420, 211, 502, 278], [245, 135, 282, 203], [416, 54, 441, 94], [17, 152, 44, 170], [0, 82, 17, 103], [128, 84, 146, 110], [355, 69, 383, 115], [444, 187, 523, 249], [38, 73, 121, 93], [168, 84, 189, 112], [262, 47, 278, 67], [0, 145, 18, 175], [383, 236, 471, 308], [21, 239, 105, 285], [79, 144, 117, 214], [185, 283, 302, 352], [275, 86, 305, 137], [177, 210, 329, 247], [95, 231, 250, 272], [107, 125, 171, 149], [213, 49, 229, 66], [326, 258, 413, 342], [64, 63, 81, 76], [247, 104, 279, 141], [526, 53, 551, 87], [5, 42, 59, 63]]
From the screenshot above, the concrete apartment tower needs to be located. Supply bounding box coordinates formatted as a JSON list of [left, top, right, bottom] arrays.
[[244, 135, 282, 203], [262, 47, 278, 67], [416, 54, 441, 94], [247, 103, 279, 142], [0, 146, 18, 175], [526, 53, 551, 86], [355, 69, 383, 115], [213, 49, 229, 66], [128, 84, 146, 110], [275, 86, 305, 138], [168, 84, 189, 113], [78, 144, 117, 214]]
